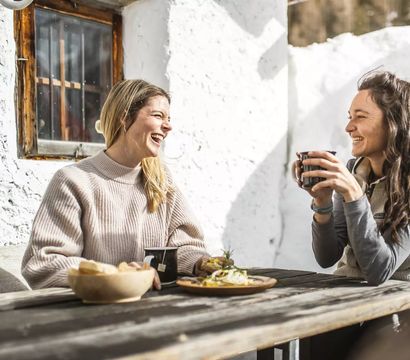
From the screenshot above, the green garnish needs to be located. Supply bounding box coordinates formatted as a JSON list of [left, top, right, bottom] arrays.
[[222, 248, 233, 260]]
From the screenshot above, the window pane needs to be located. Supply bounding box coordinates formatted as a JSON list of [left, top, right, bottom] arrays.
[[35, 83, 61, 140], [84, 23, 112, 89], [64, 20, 82, 84], [85, 92, 105, 143], [35, 11, 50, 78], [65, 88, 82, 142], [36, 85, 50, 139], [35, 8, 111, 144], [36, 10, 60, 80]]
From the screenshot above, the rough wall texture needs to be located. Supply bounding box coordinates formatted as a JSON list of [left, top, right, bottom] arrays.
[[0, 7, 68, 247], [164, 0, 288, 266], [125, 0, 288, 266], [3, 1, 409, 274], [1, 2, 288, 272], [278, 26, 410, 272], [122, 0, 170, 89]]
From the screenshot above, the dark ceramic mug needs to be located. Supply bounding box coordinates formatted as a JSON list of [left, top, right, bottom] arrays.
[[299, 151, 336, 188], [143, 247, 178, 284]]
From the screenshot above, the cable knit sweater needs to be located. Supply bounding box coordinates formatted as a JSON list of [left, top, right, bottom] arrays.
[[21, 150, 209, 289]]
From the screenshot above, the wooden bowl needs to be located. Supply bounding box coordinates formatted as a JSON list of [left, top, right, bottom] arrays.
[[68, 268, 155, 304]]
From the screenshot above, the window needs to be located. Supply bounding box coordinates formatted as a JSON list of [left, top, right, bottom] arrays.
[[14, 0, 123, 159]]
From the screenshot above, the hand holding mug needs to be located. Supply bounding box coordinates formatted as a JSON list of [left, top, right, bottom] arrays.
[[292, 151, 334, 204], [297, 151, 363, 202]]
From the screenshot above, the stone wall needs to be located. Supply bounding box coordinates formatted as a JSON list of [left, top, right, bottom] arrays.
[[0, 7, 66, 248]]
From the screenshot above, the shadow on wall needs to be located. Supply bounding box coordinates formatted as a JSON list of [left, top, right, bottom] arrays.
[[277, 52, 408, 272], [214, 0, 287, 80], [258, 32, 287, 80], [213, 0, 288, 266], [213, 0, 286, 36], [221, 137, 287, 268], [277, 67, 362, 271]]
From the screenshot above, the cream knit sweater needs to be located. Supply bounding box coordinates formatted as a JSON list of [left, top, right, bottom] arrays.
[[21, 150, 209, 289]]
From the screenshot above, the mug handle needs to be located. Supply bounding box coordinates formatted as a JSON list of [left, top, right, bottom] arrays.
[[143, 255, 155, 266]]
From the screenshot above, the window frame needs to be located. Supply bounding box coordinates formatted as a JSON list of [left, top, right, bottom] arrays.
[[14, 0, 123, 160]]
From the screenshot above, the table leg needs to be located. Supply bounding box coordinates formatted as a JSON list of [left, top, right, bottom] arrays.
[[256, 339, 299, 360], [256, 347, 274, 360], [280, 339, 299, 360]]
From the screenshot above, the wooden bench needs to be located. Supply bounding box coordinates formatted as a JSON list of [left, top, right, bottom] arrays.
[[0, 245, 29, 292]]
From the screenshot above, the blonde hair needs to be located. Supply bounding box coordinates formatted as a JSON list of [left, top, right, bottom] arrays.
[[99, 79, 171, 212]]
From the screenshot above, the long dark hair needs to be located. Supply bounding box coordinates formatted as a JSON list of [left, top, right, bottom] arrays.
[[358, 71, 410, 243]]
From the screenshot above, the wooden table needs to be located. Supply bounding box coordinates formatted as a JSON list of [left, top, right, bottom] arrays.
[[1, 268, 410, 360]]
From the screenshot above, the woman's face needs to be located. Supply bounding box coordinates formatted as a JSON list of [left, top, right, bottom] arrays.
[[123, 95, 171, 161], [345, 89, 387, 162]]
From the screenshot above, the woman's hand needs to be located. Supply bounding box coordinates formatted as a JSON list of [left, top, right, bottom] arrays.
[[292, 152, 333, 205], [194, 256, 234, 277], [301, 151, 363, 202], [128, 261, 161, 290]]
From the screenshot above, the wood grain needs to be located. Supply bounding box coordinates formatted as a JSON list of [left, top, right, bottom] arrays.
[[1, 271, 410, 360], [0, 287, 77, 311], [14, 4, 36, 156]]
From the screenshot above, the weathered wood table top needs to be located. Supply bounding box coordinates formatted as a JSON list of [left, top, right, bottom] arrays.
[[1, 268, 410, 360]]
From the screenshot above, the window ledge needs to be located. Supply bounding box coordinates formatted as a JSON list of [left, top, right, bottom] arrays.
[[37, 139, 105, 158]]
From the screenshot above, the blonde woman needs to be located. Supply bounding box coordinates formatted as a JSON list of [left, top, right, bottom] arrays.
[[22, 79, 214, 289]]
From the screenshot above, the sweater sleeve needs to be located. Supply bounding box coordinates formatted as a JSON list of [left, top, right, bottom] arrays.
[[166, 183, 209, 275], [344, 196, 410, 285], [21, 170, 86, 289], [312, 191, 349, 268]]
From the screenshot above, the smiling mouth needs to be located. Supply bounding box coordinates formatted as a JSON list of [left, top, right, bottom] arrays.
[[151, 133, 164, 145], [352, 136, 364, 144]]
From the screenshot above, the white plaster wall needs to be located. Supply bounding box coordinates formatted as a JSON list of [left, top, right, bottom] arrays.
[[3, 0, 409, 276], [122, 0, 170, 89], [165, 0, 288, 267], [124, 0, 288, 267], [278, 26, 410, 272], [1, 1, 288, 272], [0, 7, 69, 249]]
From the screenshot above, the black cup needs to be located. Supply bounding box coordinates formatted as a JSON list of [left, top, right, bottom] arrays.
[[299, 151, 336, 188], [143, 247, 178, 284]]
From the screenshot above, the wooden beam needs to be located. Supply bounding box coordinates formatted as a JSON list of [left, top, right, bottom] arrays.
[[59, 20, 68, 141], [34, 0, 113, 24], [14, 4, 37, 156], [112, 13, 123, 85]]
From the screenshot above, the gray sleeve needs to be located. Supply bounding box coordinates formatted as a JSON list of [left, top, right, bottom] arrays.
[[312, 191, 349, 267], [344, 196, 410, 285]]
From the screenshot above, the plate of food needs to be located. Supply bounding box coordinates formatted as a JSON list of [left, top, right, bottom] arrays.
[[177, 266, 277, 296]]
